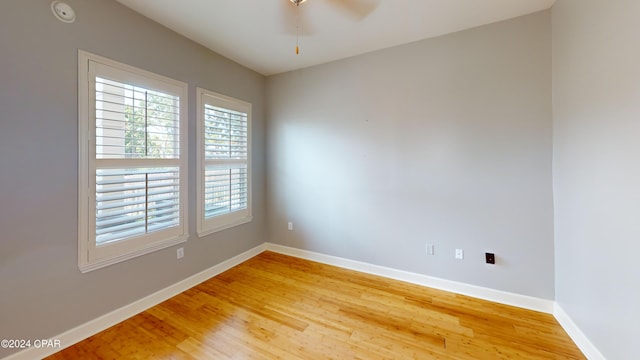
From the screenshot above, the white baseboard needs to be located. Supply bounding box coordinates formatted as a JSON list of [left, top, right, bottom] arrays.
[[264, 243, 555, 314], [266, 243, 609, 358], [553, 303, 606, 360], [4, 242, 603, 360], [3, 243, 267, 360]]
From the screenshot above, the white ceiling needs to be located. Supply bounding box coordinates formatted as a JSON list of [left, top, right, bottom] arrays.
[[115, 0, 555, 76]]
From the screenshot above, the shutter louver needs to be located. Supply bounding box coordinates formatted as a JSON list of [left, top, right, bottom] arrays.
[[94, 76, 181, 245], [96, 168, 180, 245], [204, 166, 248, 218], [95, 77, 180, 159], [203, 105, 249, 219]]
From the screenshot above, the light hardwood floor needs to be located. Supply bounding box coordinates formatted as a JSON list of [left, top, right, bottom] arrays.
[[47, 251, 585, 359]]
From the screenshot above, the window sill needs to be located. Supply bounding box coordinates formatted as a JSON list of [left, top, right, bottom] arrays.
[[197, 216, 253, 238], [79, 235, 188, 273]]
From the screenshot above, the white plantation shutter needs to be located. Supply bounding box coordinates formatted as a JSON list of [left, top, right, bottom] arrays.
[[94, 76, 181, 245], [78, 51, 188, 272], [203, 105, 249, 216], [95, 77, 180, 159], [95, 167, 180, 245], [203, 105, 248, 160], [197, 89, 252, 236], [204, 166, 248, 218]]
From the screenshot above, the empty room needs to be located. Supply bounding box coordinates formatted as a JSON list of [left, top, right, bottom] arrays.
[[0, 0, 637, 359]]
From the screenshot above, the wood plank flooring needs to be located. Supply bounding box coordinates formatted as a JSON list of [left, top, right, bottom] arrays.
[[47, 251, 585, 359]]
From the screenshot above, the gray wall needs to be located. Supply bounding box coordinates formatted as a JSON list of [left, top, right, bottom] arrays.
[[0, 0, 265, 357], [552, 0, 640, 358], [7, 1, 632, 358], [266, 11, 554, 299]]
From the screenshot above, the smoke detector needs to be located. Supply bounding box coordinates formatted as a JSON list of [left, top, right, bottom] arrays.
[[51, 1, 76, 23]]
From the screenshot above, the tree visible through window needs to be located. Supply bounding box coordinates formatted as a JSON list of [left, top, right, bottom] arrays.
[[123, 89, 179, 158], [94, 78, 181, 245], [78, 51, 188, 272], [197, 88, 252, 237], [203, 104, 248, 217]]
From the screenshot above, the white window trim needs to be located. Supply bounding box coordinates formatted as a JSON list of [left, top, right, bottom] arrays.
[[196, 88, 252, 237], [78, 50, 188, 273]]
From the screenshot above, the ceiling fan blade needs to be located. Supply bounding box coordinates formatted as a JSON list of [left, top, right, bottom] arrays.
[[325, 0, 379, 20], [280, 0, 314, 35]]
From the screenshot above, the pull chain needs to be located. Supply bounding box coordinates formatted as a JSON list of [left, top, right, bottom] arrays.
[[295, 4, 300, 55]]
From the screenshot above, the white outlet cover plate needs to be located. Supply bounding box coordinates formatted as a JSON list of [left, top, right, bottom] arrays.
[[426, 244, 434, 255], [455, 249, 464, 259]]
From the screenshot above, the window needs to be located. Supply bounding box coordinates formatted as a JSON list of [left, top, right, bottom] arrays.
[[78, 51, 188, 272], [196, 88, 252, 237]]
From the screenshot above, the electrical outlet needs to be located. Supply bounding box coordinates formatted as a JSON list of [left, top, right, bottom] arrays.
[[177, 247, 184, 259], [426, 244, 434, 255], [455, 249, 464, 260], [287, 222, 293, 231]]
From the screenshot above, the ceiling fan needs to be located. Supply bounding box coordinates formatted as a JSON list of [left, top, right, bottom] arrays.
[[288, 0, 378, 19], [282, 0, 380, 54]]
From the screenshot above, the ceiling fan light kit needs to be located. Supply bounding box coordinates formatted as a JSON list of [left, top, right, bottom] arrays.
[[286, 0, 379, 55]]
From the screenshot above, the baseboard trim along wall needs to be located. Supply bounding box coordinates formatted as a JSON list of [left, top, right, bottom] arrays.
[[266, 243, 608, 359], [5, 242, 604, 360], [265, 243, 555, 314], [553, 303, 606, 360], [3, 243, 267, 360]]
